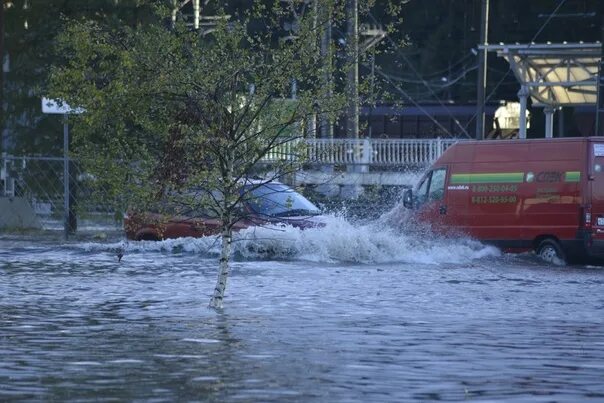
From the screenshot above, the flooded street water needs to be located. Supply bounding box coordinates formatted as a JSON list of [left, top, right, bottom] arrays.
[[1, 216, 604, 401]]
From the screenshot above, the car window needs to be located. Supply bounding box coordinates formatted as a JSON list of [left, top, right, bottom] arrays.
[[245, 183, 321, 217], [428, 168, 446, 201]]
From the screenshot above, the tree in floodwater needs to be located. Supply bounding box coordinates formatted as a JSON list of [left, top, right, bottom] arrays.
[[48, 2, 348, 309]]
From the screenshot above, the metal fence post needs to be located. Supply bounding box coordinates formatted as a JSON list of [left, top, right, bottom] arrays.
[[437, 137, 443, 159], [361, 138, 371, 173]]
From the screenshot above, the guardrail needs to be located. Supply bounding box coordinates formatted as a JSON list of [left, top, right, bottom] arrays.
[[262, 137, 459, 166]]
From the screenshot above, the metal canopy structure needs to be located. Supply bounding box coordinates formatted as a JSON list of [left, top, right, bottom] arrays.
[[484, 42, 602, 138]]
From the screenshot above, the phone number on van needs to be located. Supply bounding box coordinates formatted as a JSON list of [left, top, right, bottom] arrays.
[[471, 184, 518, 193], [472, 195, 518, 204]]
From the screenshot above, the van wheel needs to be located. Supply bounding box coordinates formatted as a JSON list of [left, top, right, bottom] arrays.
[[536, 239, 566, 266]]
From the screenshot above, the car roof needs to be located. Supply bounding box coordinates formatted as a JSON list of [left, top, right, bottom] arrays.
[[242, 179, 285, 186]]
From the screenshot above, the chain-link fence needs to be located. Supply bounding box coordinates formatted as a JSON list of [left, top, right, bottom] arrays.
[[1, 156, 122, 233]]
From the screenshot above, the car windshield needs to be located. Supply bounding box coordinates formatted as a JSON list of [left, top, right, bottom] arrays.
[[245, 183, 321, 217]]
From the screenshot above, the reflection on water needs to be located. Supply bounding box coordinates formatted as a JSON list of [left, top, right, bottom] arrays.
[[1, 228, 604, 401]]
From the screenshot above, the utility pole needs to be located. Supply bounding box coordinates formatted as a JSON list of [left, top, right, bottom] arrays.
[[596, 1, 604, 136], [341, 0, 363, 199], [346, 0, 358, 145], [475, 0, 489, 140], [319, 1, 333, 139]]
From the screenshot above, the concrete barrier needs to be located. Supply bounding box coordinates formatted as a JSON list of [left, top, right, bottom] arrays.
[[0, 197, 42, 229]]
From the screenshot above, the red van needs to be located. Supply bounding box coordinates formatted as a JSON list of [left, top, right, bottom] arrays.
[[402, 137, 604, 264]]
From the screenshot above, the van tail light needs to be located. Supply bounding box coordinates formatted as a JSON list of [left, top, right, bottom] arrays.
[[583, 207, 592, 230]]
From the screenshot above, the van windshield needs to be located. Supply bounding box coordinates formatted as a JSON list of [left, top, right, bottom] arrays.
[[245, 183, 321, 217]]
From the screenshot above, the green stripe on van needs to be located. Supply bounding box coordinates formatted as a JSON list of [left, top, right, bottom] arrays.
[[450, 172, 525, 184], [564, 171, 580, 182]]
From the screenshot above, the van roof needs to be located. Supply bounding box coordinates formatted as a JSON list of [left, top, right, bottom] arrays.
[[437, 137, 602, 165]]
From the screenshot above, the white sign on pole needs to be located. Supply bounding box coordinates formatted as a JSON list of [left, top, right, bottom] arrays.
[[41, 97, 85, 114]]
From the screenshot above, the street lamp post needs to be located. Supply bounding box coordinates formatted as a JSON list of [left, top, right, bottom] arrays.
[[476, 0, 489, 140]]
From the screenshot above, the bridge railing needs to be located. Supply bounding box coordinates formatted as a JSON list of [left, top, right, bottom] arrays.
[[262, 138, 460, 166]]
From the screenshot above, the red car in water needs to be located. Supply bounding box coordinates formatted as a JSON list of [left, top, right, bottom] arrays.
[[124, 182, 325, 241]]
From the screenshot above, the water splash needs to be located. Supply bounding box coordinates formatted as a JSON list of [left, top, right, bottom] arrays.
[[234, 214, 499, 264], [78, 211, 499, 265]]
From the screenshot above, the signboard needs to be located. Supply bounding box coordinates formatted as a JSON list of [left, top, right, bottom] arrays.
[[41, 97, 85, 114], [594, 144, 604, 157]]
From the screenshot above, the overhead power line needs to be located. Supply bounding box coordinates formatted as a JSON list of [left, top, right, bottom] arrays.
[[462, 0, 569, 133], [367, 12, 470, 138], [365, 0, 570, 138], [371, 64, 469, 139]]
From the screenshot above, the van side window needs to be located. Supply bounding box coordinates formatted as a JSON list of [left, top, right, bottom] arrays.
[[428, 168, 446, 201]]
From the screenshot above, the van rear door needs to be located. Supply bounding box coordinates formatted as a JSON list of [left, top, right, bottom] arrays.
[[589, 141, 604, 239]]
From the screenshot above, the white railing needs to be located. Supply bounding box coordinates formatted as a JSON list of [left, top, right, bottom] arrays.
[[262, 138, 459, 166]]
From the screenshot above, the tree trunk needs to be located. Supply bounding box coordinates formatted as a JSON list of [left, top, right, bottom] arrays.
[[209, 225, 232, 309]]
